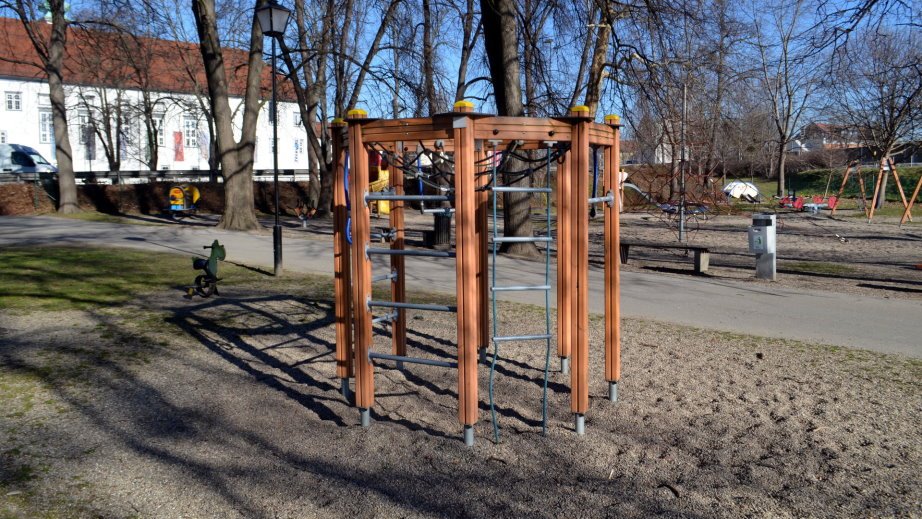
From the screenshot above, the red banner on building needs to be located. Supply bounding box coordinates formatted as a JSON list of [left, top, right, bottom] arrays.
[[173, 131, 184, 162]]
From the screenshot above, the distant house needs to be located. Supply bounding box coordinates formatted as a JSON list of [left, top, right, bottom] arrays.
[[787, 122, 860, 155], [0, 17, 306, 173]]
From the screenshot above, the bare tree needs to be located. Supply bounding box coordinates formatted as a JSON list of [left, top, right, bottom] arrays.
[[480, 0, 538, 256], [751, 0, 821, 196], [2, 0, 79, 212], [191, 0, 266, 230], [831, 28, 922, 207]]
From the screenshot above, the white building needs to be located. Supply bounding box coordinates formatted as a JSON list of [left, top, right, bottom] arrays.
[[0, 17, 308, 175]]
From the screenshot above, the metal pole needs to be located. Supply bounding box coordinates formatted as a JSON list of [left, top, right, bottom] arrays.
[[679, 79, 687, 243], [272, 37, 283, 275]]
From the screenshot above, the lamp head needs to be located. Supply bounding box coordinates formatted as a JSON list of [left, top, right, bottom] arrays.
[[256, 0, 290, 38]]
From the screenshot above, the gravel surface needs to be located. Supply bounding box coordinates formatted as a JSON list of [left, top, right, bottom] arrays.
[[2, 285, 920, 517]]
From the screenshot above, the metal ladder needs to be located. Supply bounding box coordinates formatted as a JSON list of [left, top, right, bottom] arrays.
[[487, 141, 555, 442]]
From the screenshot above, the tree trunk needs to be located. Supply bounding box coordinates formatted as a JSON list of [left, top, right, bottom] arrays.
[[480, 0, 538, 257], [776, 145, 787, 197], [876, 156, 889, 209], [421, 0, 437, 115], [45, 6, 78, 213], [192, 0, 263, 230]]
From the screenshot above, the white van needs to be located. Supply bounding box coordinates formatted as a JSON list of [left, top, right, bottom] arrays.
[[0, 144, 58, 174]]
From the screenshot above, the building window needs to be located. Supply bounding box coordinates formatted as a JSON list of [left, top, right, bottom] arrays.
[[293, 112, 302, 126], [183, 117, 198, 148], [0, 130, 6, 143], [39, 111, 53, 144], [153, 114, 165, 146], [6, 92, 22, 111]]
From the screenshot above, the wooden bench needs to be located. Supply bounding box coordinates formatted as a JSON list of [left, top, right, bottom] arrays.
[[619, 240, 711, 274]]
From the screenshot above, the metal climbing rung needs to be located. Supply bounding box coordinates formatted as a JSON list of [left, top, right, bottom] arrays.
[[367, 248, 455, 258], [491, 186, 552, 194], [371, 271, 398, 283], [422, 207, 455, 214], [491, 284, 551, 292], [492, 236, 552, 243], [588, 191, 615, 207], [492, 334, 552, 343], [368, 300, 457, 312], [372, 312, 399, 324], [366, 193, 452, 202], [369, 352, 457, 369]]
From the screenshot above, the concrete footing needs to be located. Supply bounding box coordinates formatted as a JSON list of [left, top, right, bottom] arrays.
[[608, 381, 618, 402], [360, 408, 370, 427], [463, 426, 474, 447], [560, 357, 570, 375], [575, 414, 585, 435]]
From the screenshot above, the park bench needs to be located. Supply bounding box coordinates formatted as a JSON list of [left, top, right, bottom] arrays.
[[619, 240, 711, 274]]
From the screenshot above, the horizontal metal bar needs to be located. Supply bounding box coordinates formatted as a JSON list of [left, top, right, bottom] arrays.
[[491, 186, 552, 193], [366, 193, 452, 202], [421, 207, 455, 214], [588, 191, 615, 207], [371, 271, 398, 283], [367, 248, 455, 258], [492, 334, 552, 343], [372, 311, 399, 324], [368, 300, 457, 312], [492, 236, 553, 243], [369, 352, 457, 369], [491, 285, 551, 292]]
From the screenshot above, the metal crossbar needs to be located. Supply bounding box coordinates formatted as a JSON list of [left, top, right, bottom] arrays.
[[488, 144, 555, 443], [491, 285, 551, 292], [491, 186, 552, 194], [369, 352, 457, 369], [493, 334, 552, 343], [365, 193, 452, 202], [492, 236, 553, 243], [368, 300, 457, 312], [366, 248, 455, 258]]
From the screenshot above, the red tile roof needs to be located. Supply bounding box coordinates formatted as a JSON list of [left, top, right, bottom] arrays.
[[0, 17, 292, 100]]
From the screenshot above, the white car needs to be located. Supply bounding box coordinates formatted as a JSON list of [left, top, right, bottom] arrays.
[[0, 144, 58, 175]]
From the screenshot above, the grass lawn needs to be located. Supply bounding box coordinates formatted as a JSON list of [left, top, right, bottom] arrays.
[[752, 166, 922, 201], [0, 246, 279, 311]]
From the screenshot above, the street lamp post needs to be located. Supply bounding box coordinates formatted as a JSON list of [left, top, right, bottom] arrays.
[[256, 0, 291, 276]]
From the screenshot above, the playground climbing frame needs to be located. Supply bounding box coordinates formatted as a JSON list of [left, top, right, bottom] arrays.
[[331, 103, 622, 445]]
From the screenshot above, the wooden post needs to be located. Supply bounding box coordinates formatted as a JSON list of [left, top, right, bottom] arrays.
[[831, 161, 855, 216], [902, 172, 922, 226], [604, 115, 622, 401], [346, 108, 374, 422], [390, 142, 407, 357], [556, 148, 572, 370], [569, 106, 591, 429], [868, 158, 886, 222], [888, 157, 912, 223], [476, 144, 490, 358], [453, 101, 479, 443], [331, 119, 353, 389], [856, 166, 870, 218]]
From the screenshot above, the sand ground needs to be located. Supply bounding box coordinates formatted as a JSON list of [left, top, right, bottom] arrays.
[[1, 207, 920, 517], [1, 284, 920, 518]]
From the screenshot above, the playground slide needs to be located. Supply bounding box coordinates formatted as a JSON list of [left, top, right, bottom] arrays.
[[622, 182, 658, 205]]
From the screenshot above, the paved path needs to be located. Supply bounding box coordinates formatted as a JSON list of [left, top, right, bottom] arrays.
[[2, 216, 919, 358]]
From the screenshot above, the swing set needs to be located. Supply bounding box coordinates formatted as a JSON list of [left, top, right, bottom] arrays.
[[831, 158, 916, 224], [331, 103, 623, 446]]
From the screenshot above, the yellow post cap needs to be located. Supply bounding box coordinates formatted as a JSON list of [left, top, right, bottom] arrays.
[[346, 108, 367, 117], [605, 114, 621, 124], [570, 105, 590, 113], [331, 117, 346, 124], [453, 100, 475, 112]]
